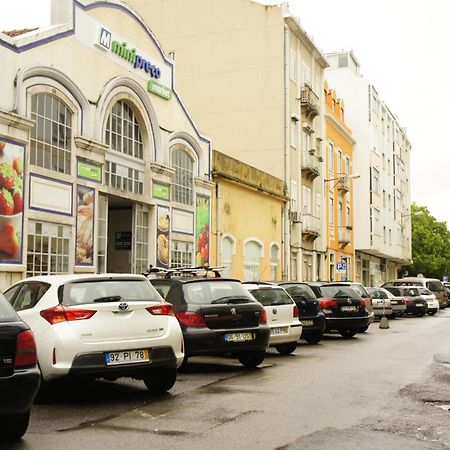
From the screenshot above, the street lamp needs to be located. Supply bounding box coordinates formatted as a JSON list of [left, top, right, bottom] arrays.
[[324, 173, 360, 190]]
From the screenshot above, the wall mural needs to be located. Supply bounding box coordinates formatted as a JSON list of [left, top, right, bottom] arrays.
[[0, 139, 24, 264], [195, 196, 210, 266], [157, 205, 170, 268], [76, 185, 95, 266]]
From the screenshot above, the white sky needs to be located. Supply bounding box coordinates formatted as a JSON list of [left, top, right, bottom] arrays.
[[1, 0, 450, 224]]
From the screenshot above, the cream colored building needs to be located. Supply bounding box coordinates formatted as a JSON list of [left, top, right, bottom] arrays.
[[127, 0, 329, 281], [0, 0, 213, 290]]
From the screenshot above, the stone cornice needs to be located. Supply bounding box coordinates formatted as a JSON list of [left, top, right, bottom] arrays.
[[0, 109, 34, 131]]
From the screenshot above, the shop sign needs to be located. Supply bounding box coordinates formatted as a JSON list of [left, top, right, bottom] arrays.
[[115, 231, 132, 251], [75, 185, 95, 266], [153, 182, 170, 200], [77, 160, 101, 182], [195, 196, 210, 266], [156, 206, 170, 268], [147, 80, 172, 100]]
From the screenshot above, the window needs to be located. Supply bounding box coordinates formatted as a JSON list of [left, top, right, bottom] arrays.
[[9, 282, 50, 312], [338, 53, 348, 68], [329, 253, 335, 281], [329, 197, 334, 225], [291, 180, 298, 212], [134, 207, 149, 275], [30, 93, 72, 174], [337, 149, 342, 173], [338, 202, 343, 226], [383, 190, 386, 207], [372, 168, 380, 194], [270, 244, 279, 280], [222, 236, 234, 278], [315, 192, 321, 219], [389, 229, 392, 245], [290, 49, 297, 82], [27, 221, 70, 276], [244, 240, 262, 282], [346, 206, 351, 226], [302, 185, 312, 214], [372, 209, 380, 235], [171, 241, 193, 267], [105, 100, 143, 159], [383, 226, 387, 244], [291, 122, 298, 149], [105, 161, 144, 194], [97, 194, 108, 273], [328, 142, 334, 172], [345, 156, 350, 175], [172, 145, 194, 205]]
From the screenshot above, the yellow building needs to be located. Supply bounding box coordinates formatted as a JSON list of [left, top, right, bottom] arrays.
[[211, 151, 286, 281], [325, 83, 355, 281]]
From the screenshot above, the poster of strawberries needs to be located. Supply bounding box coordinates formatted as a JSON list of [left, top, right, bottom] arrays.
[[195, 196, 210, 266], [0, 139, 24, 264], [76, 185, 95, 266]]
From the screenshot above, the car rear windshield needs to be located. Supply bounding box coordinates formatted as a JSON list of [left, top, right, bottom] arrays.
[[393, 281, 421, 287], [60, 280, 162, 305], [249, 288, 293, 306], [349, 283, 369, 298], [184, 281, 256, 305], [419, 288, 432, 295], [320, 286, 361, 299], [282, 284, 316, 301], [426, 281, 444, 292], [402, 287, 419, 297], [0, 293, 19, 321]]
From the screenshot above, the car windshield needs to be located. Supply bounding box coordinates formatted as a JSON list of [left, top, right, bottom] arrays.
[[61, 280, 162, 305], [249, 288, 293, 306], [426, 281, 444, 292], [320, 286, 361, 298], [282, 284, 316, 301], [0, 293, 18, 321], [184, 281, 256, 305]]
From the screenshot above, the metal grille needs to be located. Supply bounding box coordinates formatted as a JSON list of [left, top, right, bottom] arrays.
[[171, 241, 193, 268], [134, 208, 149, 275], [172, 146, 194, 205]]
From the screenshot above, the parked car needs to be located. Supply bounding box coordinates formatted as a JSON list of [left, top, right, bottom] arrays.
[[371, 287, 407, 318], [383, 286, 428, 317], [269, 282, 325, 344], [417, 287, 439, 316], [306, 283, 370, 338], [150, 276, 270, 368], [0, 290, 40, 441], [243, 283, 302, 354], [3, 274, 184, 394], [366, 287, 393, 318], [443, 282, 450, 299], [382, 277, 447, 309]]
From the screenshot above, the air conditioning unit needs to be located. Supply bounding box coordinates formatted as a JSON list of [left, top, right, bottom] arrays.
[[290, 211, 301, 223]]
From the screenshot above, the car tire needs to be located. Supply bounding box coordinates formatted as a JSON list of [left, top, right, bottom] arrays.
[[357, 325, 369, 333], [304, 332, 323, 345], [427, 310, 437, 316], [339, 329, 357, 339], [178, 355, 189, 371], [238, 350, 266, 368], [2, 409, 30, 441], [275, 342, 298, 355], [143, 368, 177, 394]]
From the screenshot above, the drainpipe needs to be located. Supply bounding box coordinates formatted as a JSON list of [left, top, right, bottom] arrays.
[[283, 24, 290, 280], [215, 181, 221, 268]]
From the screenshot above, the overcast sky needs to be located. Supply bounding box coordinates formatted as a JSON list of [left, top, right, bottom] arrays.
[[1, 0, 449, 224]]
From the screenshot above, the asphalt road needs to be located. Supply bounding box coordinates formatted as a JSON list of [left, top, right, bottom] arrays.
[[4, 310, 450, 450]]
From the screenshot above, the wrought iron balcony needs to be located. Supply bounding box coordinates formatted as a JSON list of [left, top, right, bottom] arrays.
[[300, 84, 320, 118], [338, 226, 352, 247], [302, 150, 320, 179], [302, 214, 320, 240]]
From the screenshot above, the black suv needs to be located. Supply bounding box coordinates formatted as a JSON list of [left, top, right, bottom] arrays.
[[307, 283, 370, 338], [269, 282, 325, 344], [384, 286, 428, 316], [149, 269, 270, 368], [0, 290, 40, 441]]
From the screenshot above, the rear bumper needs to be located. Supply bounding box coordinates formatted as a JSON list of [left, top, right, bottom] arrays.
[[325, 316, 370, 331], [0, 366, 40, 415], [268, 323, 302, 346], [373, 307, 393, 317], [406, 303, 428, 314], [391, 304, 407, 314], [183, 325, 270, 357], [299, 314, 326, 338]]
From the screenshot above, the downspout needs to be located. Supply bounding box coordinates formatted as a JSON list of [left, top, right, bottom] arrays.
[[215, 181, 221, 268], [283, 24, 290, 280]]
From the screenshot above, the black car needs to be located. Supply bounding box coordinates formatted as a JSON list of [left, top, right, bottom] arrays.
[[306, 283, 370, 338], [269, 282, 325, 344], [384, 286, 428, 317], [150, 276, 270, 368], [0, 290, 40, 441]]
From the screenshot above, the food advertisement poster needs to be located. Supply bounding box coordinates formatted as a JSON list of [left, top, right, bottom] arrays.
[[195, 196, 210, 266], [0, 139, 24, 264], [75, 185, 95, 266], [157, 206, 170, 268]]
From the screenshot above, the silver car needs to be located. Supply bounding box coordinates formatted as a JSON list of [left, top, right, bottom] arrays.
[[367, 287, 393, 318]]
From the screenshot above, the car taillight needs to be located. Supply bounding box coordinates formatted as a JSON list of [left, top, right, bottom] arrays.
[[176, 311, 207, 327], [40, 305, 96, 325], [319, 299, 337, 309], [15, 330, 37, 368], [360, 299, 366, 307], [404, 297, 411, 304], [147, 302, 174, 316], [367, 295, 373, 307], [293, 305, 299, 318], [259, 308, 267, 324]]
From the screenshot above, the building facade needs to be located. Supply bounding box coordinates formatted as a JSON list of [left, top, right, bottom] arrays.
[[0, 0, 213, 290], [325, 51, 412, 286], [324, 83, 355, 281], [127, 0, 329, 281]]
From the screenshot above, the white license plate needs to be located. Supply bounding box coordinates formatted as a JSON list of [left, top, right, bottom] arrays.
[[105, 349, 150, 365], [341, 306, 357, 311], [301, 320, 314, 326], [415, 304, 424, 307], [271, 326, 289, 335], [224, 332, 254, 342]]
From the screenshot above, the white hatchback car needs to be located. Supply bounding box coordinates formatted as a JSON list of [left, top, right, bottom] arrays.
[[244, 283, 302, 355], [3, 274, 184, 393], [418, 287, 440, 315]]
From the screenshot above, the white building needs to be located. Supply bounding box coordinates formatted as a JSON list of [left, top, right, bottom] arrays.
[[325, 51, 412, 286]]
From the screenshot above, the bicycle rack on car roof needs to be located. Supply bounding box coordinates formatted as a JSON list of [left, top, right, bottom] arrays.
[[142, 265, 225, 279]]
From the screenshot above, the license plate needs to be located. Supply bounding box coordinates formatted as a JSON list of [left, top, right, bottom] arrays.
[[301, 320, 314, 326], [224, 332, 254, 342], [341, 306, 356, 311], [415, 304, 424, 307], [105, 349, 150, 365], [271, 326, 289, 335]]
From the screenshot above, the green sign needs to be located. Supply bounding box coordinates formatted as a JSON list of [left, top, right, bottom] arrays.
[[147, 80, 172, 100], [77, 161, 101, 182], [153, 182, 169, 200]]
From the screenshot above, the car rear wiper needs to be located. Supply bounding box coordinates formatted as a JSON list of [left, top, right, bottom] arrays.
[[210, 296, 251, 304], [93, 295, 123, 303]]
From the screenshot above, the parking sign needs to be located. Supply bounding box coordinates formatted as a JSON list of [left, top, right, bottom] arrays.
[[336, 262, 347, 273]]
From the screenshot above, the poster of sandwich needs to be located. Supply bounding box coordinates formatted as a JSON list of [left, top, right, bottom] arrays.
[[156, 206, 170, 268]]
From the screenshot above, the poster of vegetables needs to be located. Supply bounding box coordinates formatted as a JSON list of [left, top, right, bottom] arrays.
[[76, 185, 95, 266], [195, 196, 210, 266], [156, 206, 170, 268], [0, 139, 24, 264]]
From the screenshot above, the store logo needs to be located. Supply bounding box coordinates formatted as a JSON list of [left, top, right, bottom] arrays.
[[98, 28, 112, 50]]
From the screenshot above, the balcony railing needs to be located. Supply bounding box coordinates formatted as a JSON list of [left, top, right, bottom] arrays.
[[300, 84, 320, 118], [302, 214, 320, 240], [338, 226, 351, 247], [302, 151, 320, 179]]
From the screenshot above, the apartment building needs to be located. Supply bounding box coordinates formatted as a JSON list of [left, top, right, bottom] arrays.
[[325, 51, 412, 286], [127, 0, 329, 281], [324, 83, 355, 281]]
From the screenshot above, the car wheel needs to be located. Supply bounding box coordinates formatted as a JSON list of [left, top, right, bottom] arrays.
[[178, 355, 189, 371], [238, 350, 266, 368], [143, 368, 177, 394], [2, 409, 30, 441], [416, 312, 426, 317], [304, 332, 323, 345], [427, 310, 437, 316], [357, 325, 369, 333], [339, 329, 357, 339], [275, 342, 298, 355]]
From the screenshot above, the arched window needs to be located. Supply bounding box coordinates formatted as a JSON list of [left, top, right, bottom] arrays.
[[244, 240, 263, 282], [105, 100, 143, 159], [30, 93, 73, 174], [171, 144, 194, 205], [222, 236, 235, 278], [270, 243, 280, 280]]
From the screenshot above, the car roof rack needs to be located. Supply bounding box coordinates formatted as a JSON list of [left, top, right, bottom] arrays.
[[242, 281, 274, 285], [143, 265, 225, 279]]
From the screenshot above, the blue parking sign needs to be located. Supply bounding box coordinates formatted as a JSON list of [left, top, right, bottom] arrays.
[[336, 262, 347, 273]]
